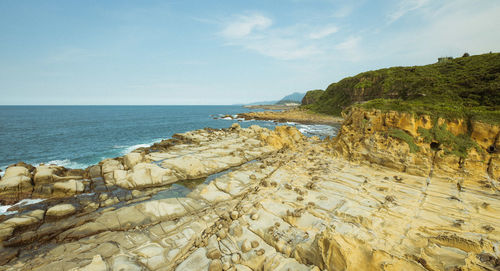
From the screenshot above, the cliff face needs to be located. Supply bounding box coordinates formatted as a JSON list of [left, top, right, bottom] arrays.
[[333, 107, 500, 183]]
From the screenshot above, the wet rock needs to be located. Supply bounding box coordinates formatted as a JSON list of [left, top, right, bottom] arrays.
[[88, 165, 102, 179]]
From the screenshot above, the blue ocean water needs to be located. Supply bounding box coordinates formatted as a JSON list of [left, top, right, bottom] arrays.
[[0, 106, 338, 171]]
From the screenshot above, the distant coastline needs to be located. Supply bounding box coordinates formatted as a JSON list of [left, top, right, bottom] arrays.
[[242, 104, 299, 110]]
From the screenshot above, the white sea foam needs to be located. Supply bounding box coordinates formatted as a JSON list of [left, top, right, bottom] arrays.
[[43, 159, 90, 169], [297, 124, 338, 137], [0, 198, 45, 216], [120, 139, 163, 155]]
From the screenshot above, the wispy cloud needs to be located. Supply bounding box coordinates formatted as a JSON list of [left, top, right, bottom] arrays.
[[387, 0, 430, 23], [218, 13, 342, 60], [309, 25, 339, 39], [220, 13, 272, 39]]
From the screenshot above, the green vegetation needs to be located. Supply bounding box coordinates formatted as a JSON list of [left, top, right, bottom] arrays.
[[387, 129, 420, 153], [417, 123, 481, 158], [301, 89, 324, 105], [303, 52, 500, 124]]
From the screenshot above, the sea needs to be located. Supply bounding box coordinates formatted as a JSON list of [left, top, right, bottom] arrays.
[[0, 106, 339, 173]]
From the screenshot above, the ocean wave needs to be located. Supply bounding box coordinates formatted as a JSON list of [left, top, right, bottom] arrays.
[[297, 124, 338, 137], [0, 198, 45, 215], [120, 139, 163, 155], [43, 159, 91, 169]]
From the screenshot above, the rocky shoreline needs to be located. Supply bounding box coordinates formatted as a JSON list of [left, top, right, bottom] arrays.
[[0, 112, 499, 270], [236, 108, 343, 125]]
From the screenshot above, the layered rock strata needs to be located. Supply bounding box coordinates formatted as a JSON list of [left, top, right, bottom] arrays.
[[334, 107, 500, 183], [0, 122, 499, 271]]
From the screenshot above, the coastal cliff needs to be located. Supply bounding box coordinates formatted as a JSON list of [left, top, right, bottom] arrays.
[[333, 107, 500, 183], [0, 53, 499, 270]]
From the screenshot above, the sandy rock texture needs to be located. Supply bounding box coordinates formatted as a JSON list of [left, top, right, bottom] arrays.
[[0, 122, 499, 271], [334, 107, 500, 183]]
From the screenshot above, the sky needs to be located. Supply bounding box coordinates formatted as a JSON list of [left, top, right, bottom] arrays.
[[1, 0, 499, 105]]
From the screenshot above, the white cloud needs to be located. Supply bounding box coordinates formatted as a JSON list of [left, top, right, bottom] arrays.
[[381, 0, 500, 62], [387, 0, 430, 23], [218, 13, 339, 60], [220, 13, 272, 39], [309, 25, 339, 39]]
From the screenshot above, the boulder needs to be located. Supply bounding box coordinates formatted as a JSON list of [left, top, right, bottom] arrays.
[[0, 176, 33, 204], [162, 156, 205, 179], [101, 159, 124, 184], [46, 204, 76, 218], [88, 165, 102, 179], [124, 153, 144, 169], [115, 163, 176, 189], [3, 166, 31, 179], [34, 165, 63, 184], [53, 179, 85, 196]]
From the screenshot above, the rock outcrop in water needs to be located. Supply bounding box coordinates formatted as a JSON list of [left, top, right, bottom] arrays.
[[0, 119, 499, 271]]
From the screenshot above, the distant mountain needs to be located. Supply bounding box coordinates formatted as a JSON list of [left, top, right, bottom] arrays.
[[275, 92, 306, 105]]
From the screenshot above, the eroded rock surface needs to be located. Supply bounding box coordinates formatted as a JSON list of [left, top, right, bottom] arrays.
[[0, 123, 499, 271]]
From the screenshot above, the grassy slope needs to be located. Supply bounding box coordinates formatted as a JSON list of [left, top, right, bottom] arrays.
[[303, 53, 500, 124], [301, 89, 324, 105]]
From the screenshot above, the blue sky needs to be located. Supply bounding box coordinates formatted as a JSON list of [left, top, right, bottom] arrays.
[[1, 0, 499, 105]]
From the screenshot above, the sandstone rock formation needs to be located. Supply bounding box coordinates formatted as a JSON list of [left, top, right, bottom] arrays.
[[334, 107, 500, 183], [0, 123, 498, 271]]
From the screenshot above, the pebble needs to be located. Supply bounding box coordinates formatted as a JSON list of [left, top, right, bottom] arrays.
[[207, 249, 222, 260], [230, 211, 239, 220], [256, 249, 265, 256], [241, 240, 252, 253], [231, 253, 240, 264], [250, 213, 259, 220], [251, 240, 259, 248]]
